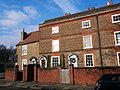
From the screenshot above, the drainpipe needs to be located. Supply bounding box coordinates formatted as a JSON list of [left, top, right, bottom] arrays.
[[96, 16, 103, 67]]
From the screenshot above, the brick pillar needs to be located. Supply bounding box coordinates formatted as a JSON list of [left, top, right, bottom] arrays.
[[23, 65, 28, 81], [69, 64, 74, 85], [34, 64, 39, 83], [14, 65, 18, 81], [57, 65, 61, 84]]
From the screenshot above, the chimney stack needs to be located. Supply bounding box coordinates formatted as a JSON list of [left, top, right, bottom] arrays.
[[21, 28, 27, 41], [110, 0, 113, 5], [88, 7, 95, 10], [64, 13, 71, 16], [106, 0, 113, 6]]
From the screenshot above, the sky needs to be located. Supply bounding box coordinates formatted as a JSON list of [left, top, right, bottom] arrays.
[[0, 0, 120, 48]]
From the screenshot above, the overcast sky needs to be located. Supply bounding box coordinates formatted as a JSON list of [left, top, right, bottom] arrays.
[[0, 0, 120, 47]]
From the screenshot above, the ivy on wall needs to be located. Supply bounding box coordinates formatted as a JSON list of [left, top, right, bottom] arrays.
[[60, 54, 65, 68], [47, 55, 51, 68]]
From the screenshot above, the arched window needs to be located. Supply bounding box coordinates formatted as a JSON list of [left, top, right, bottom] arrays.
[[68, 53, 78, 67], [30, 56, 37, 64], [39, 55, 47, 68]]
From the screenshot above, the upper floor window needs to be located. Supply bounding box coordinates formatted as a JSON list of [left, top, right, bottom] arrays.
[[83, 35, 92, 49], [51, 56, 60, 67], [52, 26, 59, 34], [82, 20, 91, 29], [117, 52, 120, 66], [84, 54, 94, 67], [112, 14, 120, 23], [114, 31, 120, 46], [52, 39, 59, 52], [22, 45, 27, 55]]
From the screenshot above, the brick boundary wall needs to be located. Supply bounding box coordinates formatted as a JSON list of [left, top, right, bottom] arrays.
[[5, 64, 120, 86], [5, 68, 14, 81], [70, 65, 120, 86], [37, 66, 60, 84]]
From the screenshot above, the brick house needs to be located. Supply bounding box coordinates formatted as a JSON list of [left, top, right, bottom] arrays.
[[39, 3, 120, 68], [16, 30, 40, 70], [16, 3, 120, 70]]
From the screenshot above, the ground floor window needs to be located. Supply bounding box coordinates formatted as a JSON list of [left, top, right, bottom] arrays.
[[30, 56, 37, 64], [117, 52, 120, 66], [68, 53, 78, 67], [40, 55, 47, 68], [51, 56, 60, 67], [22, 59, 27, 70], [84, 54, 94, 67]]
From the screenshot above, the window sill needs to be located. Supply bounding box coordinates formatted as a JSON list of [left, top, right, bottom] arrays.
[[85, 66, 94, 67], [115, 44, 120, 46], [22, 54, 27, 56], [112, 21, 120, 24], [52, 51, 59, 52], [82, 26, 91, 29], [83, 47, 93, 49]]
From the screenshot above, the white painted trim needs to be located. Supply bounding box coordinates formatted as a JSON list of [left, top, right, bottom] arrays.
[[52, 40, 59, 52], [84, 54, 94, 67], [82, 20, 91, 29], [52, 26, 59, 34], [117, 52, 120, 66], [40, 58, 47, 68], [22, 45, 27, 56], [51, 56, 60, 67], [22, 59, 27, 70], [83, 35, 93, 49], [114, 31, 120, 46], [68, 54, 78, 67], [112, 14, 120, 23]]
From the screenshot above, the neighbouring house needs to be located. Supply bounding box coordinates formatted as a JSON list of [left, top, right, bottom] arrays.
[[16, 30, 40, 70]]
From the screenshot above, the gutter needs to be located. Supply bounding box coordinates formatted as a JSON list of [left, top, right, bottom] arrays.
[[96, 16, 103, 67], [39, 7, 120, 27]]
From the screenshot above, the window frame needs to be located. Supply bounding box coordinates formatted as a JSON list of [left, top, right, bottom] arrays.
[[52, 26, 59, 34], [52, 39, 59, 52], [22, 45, 27, 56], [114, 31, 120, 46], [39, 56, 47, 68], [112, 14, 120, 23], [82, 20, 91, 29], [51, 56, 60, 67], [117, 52, 120, 66], [22, 59, 27, 70], [83, 35, 93, 49], [84, 54, 94, 67]]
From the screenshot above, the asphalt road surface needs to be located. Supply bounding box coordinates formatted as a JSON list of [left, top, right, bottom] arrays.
[[0, 87, 38, 90]]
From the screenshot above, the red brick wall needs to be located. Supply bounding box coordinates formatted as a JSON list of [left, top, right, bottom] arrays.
[[23, 65, 27, 81], [72, 66, 120, 86], [5, 68, 14, 81], [37, 66, 60, 84], [39, 10, 120, 67]]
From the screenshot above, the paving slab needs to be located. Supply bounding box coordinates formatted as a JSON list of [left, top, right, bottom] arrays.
[[0, 79, 94, 90]]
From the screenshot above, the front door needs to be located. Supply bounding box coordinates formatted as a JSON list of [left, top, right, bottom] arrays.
[[41, 60, 45, 68], [27, 64, 34, 81]]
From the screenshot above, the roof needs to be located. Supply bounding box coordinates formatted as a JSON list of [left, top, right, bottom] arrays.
[[40, 3, 120, 26], [16, 31, 39, 46]]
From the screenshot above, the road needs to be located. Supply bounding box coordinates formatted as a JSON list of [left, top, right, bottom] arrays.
[[0, 87, 37, 90]]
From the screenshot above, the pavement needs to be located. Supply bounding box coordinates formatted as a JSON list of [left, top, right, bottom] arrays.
[[0, 79, 95, 90]]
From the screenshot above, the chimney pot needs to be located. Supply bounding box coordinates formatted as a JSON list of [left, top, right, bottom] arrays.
[[64, 13, 71, 16]]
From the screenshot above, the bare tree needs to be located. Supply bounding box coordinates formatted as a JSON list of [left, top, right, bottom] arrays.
[[0, 44, 17, 71]]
